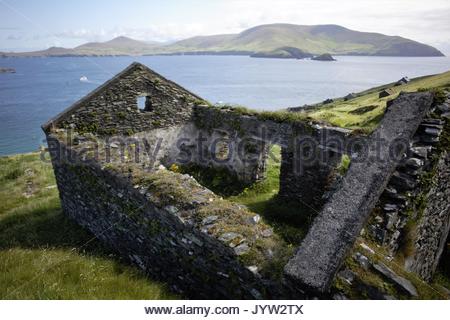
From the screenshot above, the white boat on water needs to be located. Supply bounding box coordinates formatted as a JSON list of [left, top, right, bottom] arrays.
[[79, 76, 88, 82]]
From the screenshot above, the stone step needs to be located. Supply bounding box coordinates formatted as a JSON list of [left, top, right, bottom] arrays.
[[423, 127, 442, 137], [397, 166, 421, 177], [408, 146, 431, 159], [383, 203, 399, 212], [400, 157, 424, 170], [389, 172, 418, 191], [419, 134, 440, 144], [382, 189, 407, 203], [421, 118, 444, 125], [385, 212, 399, 231], [397, 161, 423, 175], [419, 123, 443, 130]]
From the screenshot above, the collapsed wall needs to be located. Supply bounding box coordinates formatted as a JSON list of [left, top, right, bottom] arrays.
[[331, 99, 450, 299], [284, 92, 435, 293], [363, 96, 450, 283]]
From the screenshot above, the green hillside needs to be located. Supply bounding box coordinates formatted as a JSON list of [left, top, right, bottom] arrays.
[[304, 70, 450, 131], [157, 24, 444, 57]]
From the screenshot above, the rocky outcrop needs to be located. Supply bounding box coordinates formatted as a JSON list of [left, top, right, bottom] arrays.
[[312, 53, 336, 61], [0, 67, 15, 73]]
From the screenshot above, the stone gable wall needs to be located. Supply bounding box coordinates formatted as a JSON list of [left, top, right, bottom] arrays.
[[43, 63, 202, 136]]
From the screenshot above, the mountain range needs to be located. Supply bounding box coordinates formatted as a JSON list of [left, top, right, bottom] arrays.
[[0, 24, 444, 58]]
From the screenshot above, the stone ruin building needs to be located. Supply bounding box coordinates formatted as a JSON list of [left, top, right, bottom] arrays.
[[42, 62, 450, 299]]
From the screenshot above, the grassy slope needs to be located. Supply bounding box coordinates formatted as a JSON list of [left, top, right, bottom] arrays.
[[305, 70, 450, 131], [0, 153, 176, 299], [158, 24, 443, 56], [163, 24, 370, 54]]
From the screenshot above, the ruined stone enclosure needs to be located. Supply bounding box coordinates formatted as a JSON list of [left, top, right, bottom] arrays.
[[43, 62, 450, 299]]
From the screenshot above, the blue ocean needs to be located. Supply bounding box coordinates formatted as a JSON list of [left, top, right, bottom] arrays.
[[0, 55, 449, 155]]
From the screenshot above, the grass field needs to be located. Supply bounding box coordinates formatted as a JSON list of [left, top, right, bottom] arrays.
[[305, 70, 450, 131], [0, 153, 176, 299]]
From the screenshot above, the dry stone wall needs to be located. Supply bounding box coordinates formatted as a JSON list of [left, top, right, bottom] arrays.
[[408, 152, 450, 280]]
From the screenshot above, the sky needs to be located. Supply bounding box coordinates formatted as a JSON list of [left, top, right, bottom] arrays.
[[1, 0, 450, 54]]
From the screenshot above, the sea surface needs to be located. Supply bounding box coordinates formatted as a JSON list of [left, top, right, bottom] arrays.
[[0, 55, 449, 156]]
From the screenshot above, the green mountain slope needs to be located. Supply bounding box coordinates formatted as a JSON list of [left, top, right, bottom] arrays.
[[0, 24, 444, 57], [159, 24, 444, 57]]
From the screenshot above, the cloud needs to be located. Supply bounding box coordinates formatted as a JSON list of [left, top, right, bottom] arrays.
[[54, 28, 107, 41], [51, 24, 207, 44], [109, 24, 206, 42]]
